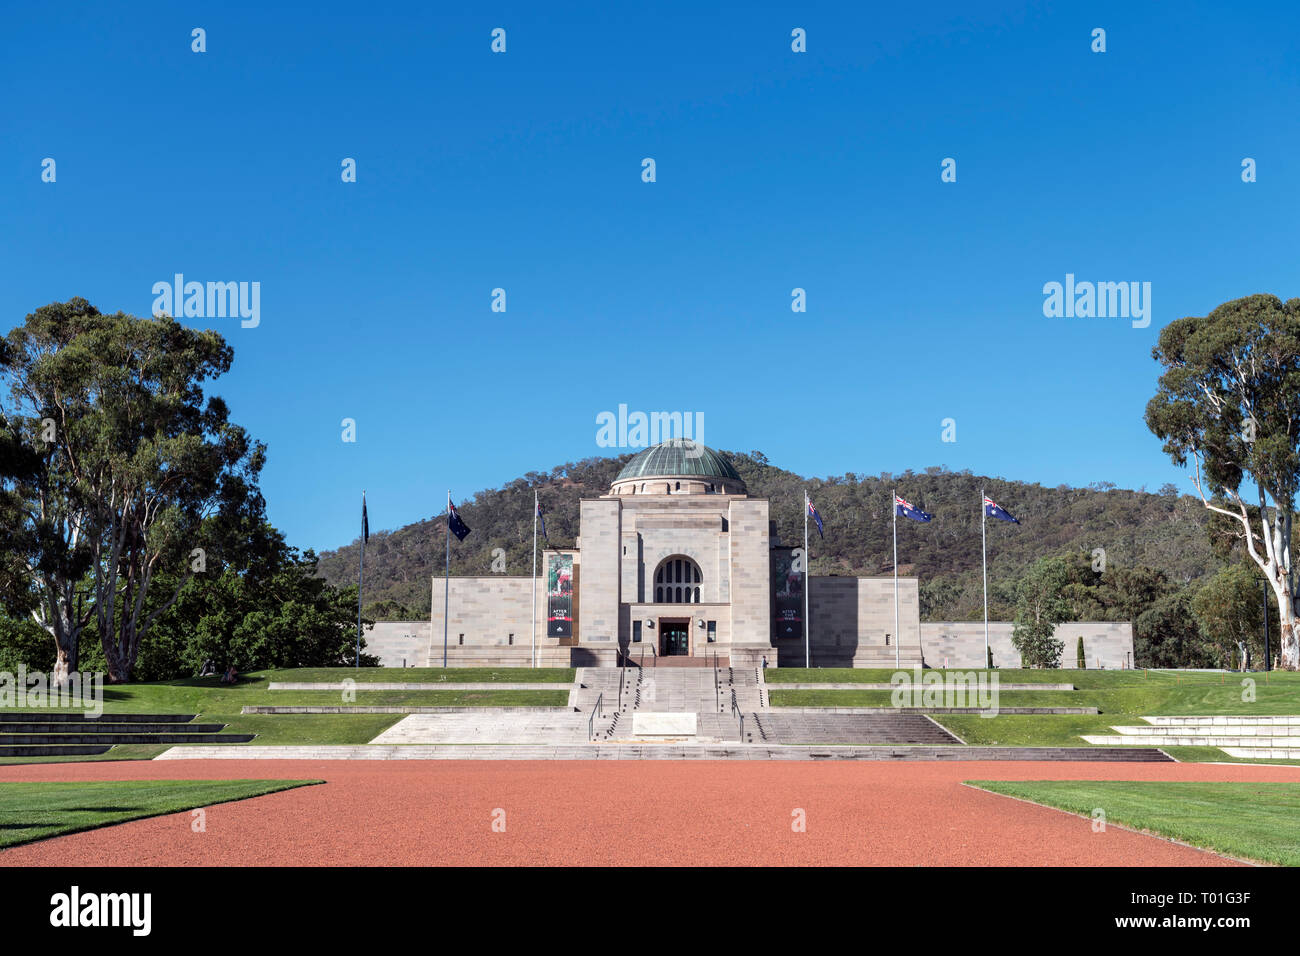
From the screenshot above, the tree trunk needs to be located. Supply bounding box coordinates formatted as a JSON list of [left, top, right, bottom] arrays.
[[42, 602, 81, 673], [1277, 584, 1299, 670]]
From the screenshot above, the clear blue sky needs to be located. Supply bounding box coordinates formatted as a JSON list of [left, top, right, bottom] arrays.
[[3, 1, 1297, 552]]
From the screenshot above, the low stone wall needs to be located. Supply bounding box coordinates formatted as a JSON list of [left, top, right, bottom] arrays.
[[920, 621, 1133, 670]]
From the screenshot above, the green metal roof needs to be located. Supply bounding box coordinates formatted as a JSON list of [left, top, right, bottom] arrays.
[[615, 440, 743, 483]]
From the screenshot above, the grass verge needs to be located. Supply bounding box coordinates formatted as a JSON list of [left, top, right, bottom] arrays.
[[966, 779, 1300, 865], [0, 778, 320, 848]]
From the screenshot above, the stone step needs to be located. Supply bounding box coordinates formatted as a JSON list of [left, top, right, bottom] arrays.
[[1143, 715, 1300, 726], [0, 722, 227, 734], [154, 744, 1173, 761], [1109, 724, 1300, 737], [0, 744, 113, 757], [753, 714, 960, 746], [1222, 747, 1300, 759], [0, 712, 196, 723], [0, 733, 255, 745], [1083, 734, 1300, 747]]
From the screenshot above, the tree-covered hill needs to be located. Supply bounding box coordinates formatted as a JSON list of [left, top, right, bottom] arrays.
[[316, 450, 1217, 622]]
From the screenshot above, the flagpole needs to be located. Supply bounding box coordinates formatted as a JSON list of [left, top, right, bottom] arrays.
[[443, 490, 450, 669], [531, 489, 538, 669], [803, 490, 810, 669], [357, 490, 364, 669], [981, 487, 989, 670], [893, 487, 900, 670]]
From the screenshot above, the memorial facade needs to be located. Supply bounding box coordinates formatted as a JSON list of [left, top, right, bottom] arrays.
[[365, 439, 1133, 669]]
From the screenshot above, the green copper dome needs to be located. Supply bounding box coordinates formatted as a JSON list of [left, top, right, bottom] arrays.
[[616, 440, 743, 483]]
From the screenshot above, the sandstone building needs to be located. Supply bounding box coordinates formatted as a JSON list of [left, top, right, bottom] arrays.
[[366, 440, 1133, 669]]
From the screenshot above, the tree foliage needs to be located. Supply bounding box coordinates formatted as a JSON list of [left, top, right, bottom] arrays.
[[0, 299, 265, 680], [1010, 557, 1070, 667], [1145, 294, 1300, 668]]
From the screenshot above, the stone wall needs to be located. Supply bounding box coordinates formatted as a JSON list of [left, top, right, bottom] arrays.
[[362, 621, 429, 668], [920, 621, 1134, 669], [427, 576, 559, 665], [578, 499, 621, 643], [727, 498, 771, 645], [780, 576, 924, 666]]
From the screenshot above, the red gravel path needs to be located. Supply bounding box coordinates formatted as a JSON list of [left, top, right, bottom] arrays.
[[4, 759, 1299, 866]]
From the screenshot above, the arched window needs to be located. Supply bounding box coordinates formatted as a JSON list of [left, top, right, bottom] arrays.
[[654, 556, 702, 604]]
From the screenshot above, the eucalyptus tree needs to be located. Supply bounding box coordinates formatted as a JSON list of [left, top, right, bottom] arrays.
[[1145, 294, 1300, 669], [0, 299, 264, 680]]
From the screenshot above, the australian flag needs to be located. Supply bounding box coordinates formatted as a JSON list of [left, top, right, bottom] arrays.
[[362, 493, 369, 543], [807, 498, 824, 538], [537, 498, 549, 543], [447, 497, 471, 541], [895, 495, 932, 523], [984, 495, 1020, 524]]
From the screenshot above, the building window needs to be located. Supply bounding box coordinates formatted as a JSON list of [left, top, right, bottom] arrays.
[[458, 633, 465, 645], [653, 556, 702, 605], [508, 633, 514, 645], [707, 620, 716, 643], [884, 633, 890, 646], [633, 620, 642, 643]]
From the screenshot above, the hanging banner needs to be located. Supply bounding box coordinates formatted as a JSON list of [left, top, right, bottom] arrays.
[[547, 553, 574, 638], [771, 546, 803, 640]]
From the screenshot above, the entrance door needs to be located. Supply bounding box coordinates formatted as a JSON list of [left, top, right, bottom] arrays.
[[660, 622, 690, 656]]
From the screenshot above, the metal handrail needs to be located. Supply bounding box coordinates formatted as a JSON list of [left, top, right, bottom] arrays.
[[618, 664, 626, 711], [587, 691, 604, 741], [730, 689, 744, 741], [713, 648, 720, 712]]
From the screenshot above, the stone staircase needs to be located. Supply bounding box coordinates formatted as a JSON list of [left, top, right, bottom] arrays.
[[1082, 715, 1300, 756], [0, 712, 255, 757], [750, 713, 960, 746], [575, 664, 765, 742]]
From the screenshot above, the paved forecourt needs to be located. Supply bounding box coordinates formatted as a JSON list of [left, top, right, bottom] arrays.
[[4, 758, 1295, 866]]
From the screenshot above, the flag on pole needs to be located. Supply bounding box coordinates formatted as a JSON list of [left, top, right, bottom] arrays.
[[448, 498, 472, 541], [895, 495, 932, 523], [807, 498, 824, 538], [983, 495, 1020, 524], [362, 493, 369, 543], [536, 498, 549, 543]]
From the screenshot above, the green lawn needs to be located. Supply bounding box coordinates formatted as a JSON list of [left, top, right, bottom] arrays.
[[769, 668, 1300, 758], [0, 667, 573, 764], [271, 667, 575, 683], [966, 779, 1300, 865], [0, 778, 320, 848]]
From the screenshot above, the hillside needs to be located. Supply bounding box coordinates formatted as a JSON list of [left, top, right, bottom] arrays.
[[315, 450, 1218, 622]]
